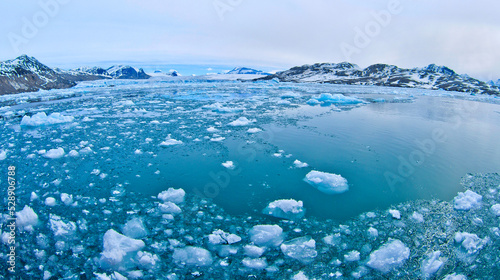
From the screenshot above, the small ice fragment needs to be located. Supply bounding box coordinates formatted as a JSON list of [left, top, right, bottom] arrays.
[[421, 251, 446, 279], [368, 227, 378, 238], [411, 212, 424, 223], [293, 271, 309, 280], [43, 148, 65, 159], [16, 205, 38, 231], [442, 273, 467, 280], [366, 239, 410, 273], [134, 149, 143, 155], [454, 232, 487, 254], [221, 161, 235, 170], [293, 160, 309, 168], [242, 258, 267, 269], [262, 199, 305, 220], [159, 202, 182, 214], [490, 204, 500, 216], [158, 188, 185, 204], [249, 225, 284, 247], [304, 170, 348, 194], [228, 117, 255, 126], [207, 126, 219, 133], [208, 229, 242, 245], [99, 229, 145, 270], [122, 218, 148, 239], [244, 245, 265, 258], [68, 150, 79, 157], [0, 150, 6, 160], [389, 209, 401, 219], [60, 193, 73, 206], [453, 190, 482, 210], [21, 112, 74, 126], [172, 246, 212, 266], [247, 128, 262, 133], [45, 197, 56, 206], [280, 236, 317, 264], [344, 250, 360, 262]]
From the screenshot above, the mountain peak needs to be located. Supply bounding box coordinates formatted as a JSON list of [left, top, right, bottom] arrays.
[[424, 64, 456, 76]]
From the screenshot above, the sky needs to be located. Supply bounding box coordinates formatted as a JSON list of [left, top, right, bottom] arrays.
[[1, 0, 499, 80]]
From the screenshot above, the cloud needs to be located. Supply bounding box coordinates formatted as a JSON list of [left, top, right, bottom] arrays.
[[0, 0, 499, 79]]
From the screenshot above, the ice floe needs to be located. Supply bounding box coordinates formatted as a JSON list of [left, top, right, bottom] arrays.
[[304, 170, 349, 194]]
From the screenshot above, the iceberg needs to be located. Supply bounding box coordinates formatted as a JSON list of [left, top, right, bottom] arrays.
[[304, 170, 349, 194], [293, 159, 309, 168], [454, 232, 488, 255], [366, 239, 410, 273], [243, 245, 265, 258], [262, 199, 305, 220], [21, 112, 74, 126], [207, 229, 242, 245], [280, 236, 317, 264], [490, 204, 500, 216]]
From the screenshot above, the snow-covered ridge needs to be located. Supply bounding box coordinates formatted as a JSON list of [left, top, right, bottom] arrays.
[[257, 62, 500, 96], [0, 55, 150, 95]]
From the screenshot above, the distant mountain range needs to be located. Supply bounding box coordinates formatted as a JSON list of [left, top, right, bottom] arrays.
[[1, 55, 499, 96], [0, 55, 150, 95], [226, 67, 271, 75], [257, 62, 500, 96]]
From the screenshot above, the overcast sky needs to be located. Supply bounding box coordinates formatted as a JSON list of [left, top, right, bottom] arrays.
[[1, 0, 499, 80]]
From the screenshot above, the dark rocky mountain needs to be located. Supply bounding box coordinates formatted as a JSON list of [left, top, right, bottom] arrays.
[[0, 55, 151, 95], [0, 55, 77, 95], [257, 62, 500, 95], [226, 67, 270, 75]]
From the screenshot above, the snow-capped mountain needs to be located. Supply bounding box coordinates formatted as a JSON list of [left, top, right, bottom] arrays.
[[106, 65, 150, 79], [226, 67, 270, 75], [0, 55, 151, 95], [0, 55, 77, 95], [257, 62, 500, 95]]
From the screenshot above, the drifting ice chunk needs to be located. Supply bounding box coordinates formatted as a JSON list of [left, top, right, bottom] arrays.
[[16, 205, 38, 231], [158, 188, 185, 204], [280, 236, 317, 264], [99, 229, 145, 270], [247, 128, 262, 133], [421, 251, 446, 279], [366, 239, 410, 273], [453, 190, 482, 210], [60, 193, 73, 206], [221, 161, 235, 170], [242, 258, 267, 269], [43, 148, 65, 159], [249, 225, 284, 247], [293, 271, 309, 280], [293, 159, 309, 168], [49, 214, 77, 238], [262, 199, 305, 220], [159, 202, 182, 214], [313, 93, 363, 105], [206, 126, 219, 133], [443, 273, 467, 280], [411, 212, 424, 223], [160, 139, 183, 146], [21, 112, 74, 126], [0, 150, 6, 160], [389, 209, 401, 219], [136, 251, 159, 270], [304, 170, 349, 194], [490, 204, 500, 216], [243, 245, 265, 258], [454, 232, 488, 254], [344, 250, 360, 262], [172, 246, 212, 266], [45, 197, 56, 206], [228, 117, 255, 126], [122, 218, 148, 239], [208, 229, 242, 245]]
